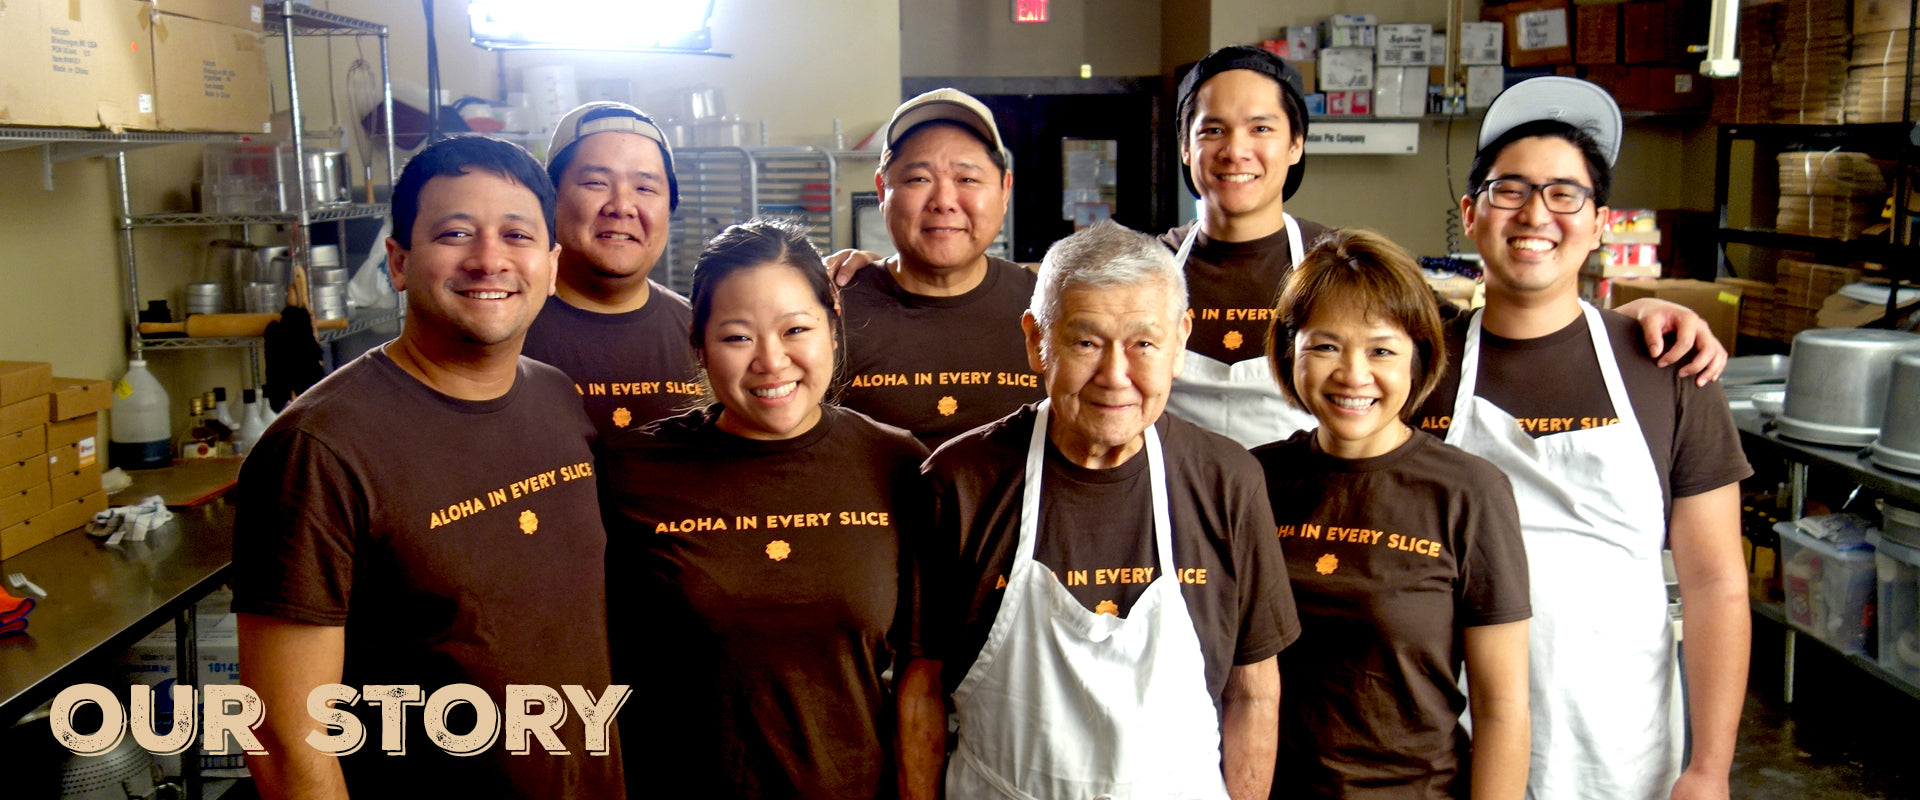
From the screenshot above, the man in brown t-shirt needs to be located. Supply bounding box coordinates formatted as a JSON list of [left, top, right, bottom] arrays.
[[234, 136, 623, 799], [837, 89, 1044, 447], [900, 222, 1295, 800], [520, 102, 700, 438], [1416, 78, 1750, 800]]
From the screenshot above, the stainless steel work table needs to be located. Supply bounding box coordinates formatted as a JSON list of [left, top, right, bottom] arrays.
[[0, 497, 235, 797]]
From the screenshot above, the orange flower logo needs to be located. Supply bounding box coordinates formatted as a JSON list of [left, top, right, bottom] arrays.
[[937, 396, 958, 417], [519, 510, 539, 535], [1315, 553, 1338, 575], [612, 407, 633, 429], [1223, 330, 1244, 350], [766, 540, 792, 561], [1094, 599, 1120, 616]]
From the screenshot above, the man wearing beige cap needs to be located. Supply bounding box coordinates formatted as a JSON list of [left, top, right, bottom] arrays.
[[836, 89, 1043, 447], [521, 101, 699, 438]]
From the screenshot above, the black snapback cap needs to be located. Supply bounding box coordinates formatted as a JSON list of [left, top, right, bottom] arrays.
[[1176, 45, 1309, 201]]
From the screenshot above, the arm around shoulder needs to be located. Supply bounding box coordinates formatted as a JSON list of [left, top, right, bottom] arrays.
[[237, 614, 350, 800]]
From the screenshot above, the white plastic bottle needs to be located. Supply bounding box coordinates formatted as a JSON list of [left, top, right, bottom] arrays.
[[211, 386, 238, 429], [236, 388, 271, 456], [257, 384, 281, 423], [109, 359, 173, 469]]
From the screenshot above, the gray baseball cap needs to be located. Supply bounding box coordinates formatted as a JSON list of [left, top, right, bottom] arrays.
[[546, 101, 680, 210], [1478, 77, 1621, 166], [883, 89, 1008, 163]]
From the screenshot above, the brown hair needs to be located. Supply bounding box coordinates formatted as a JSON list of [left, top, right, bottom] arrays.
[[1265, 229, 1447, 421]]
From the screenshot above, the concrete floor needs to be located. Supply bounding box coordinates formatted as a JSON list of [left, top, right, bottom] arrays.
[[1734, 617, 1920, 799]]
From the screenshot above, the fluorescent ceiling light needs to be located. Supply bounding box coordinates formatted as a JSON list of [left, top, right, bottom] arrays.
[[469, 0, 718, 53]]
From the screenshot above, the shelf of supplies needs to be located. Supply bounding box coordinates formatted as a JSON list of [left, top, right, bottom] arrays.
[[0, 127, 244, 161], [1716, 228, 1913, 263], [136, 307, 403, 351], [1751, 600, 1920, 702], [1721, 122, 1918, 150], [265, 2, 387, 35], [1736, 412, 1920, 509], [127, 204, 389, 227]]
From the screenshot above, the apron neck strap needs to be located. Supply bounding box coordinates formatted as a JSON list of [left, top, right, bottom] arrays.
[[1019, 402, 1177, 569]]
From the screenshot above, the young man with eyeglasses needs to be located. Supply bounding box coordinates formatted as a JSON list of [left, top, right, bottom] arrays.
[[1414, 78, 1750, 800]]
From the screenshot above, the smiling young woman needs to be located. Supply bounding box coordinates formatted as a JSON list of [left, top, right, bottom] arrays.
[[1251, 229, 1532, 800]]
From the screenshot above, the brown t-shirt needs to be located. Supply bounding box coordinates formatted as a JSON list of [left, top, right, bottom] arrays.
[[599, 404, 929, 799], [1253, 429, 1530, 800], [912, 404, 1300, 709], [1160, 218, 1334, 365], [231, 351, 622, 799], [1413, 310, 1753, 518], [520, 281, 701, 439], [840, 258, 1044, 449]]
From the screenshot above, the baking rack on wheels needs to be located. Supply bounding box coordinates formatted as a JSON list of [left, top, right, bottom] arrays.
[[1738, 410, 1920, 704], [661, 146, 840, 295]]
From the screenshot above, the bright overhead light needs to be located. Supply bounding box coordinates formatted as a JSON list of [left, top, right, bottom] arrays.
[[468, 0, 717, 53]]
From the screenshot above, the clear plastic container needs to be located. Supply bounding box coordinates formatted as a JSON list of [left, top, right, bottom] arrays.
[[1872, 532, 1920, 683], [109, 359, 173, 470], [1777, 521, 1877, 654]]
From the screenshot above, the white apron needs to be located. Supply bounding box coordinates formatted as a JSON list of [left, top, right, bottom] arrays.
[[946, 401, 1230, 800], [1443, 304, 1683, 800], [1165, 213, 1317, 448]]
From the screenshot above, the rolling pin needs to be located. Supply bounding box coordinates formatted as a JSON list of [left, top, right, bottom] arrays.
[[139, 313, 349, 337]]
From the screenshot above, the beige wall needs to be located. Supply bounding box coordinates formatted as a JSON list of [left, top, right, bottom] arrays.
[[903, 0, 1162, 79]]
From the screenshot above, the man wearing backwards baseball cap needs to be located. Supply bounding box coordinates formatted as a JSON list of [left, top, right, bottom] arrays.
[[836, 89, 1044, 447], [1164, 46, 1729, 449], [520, 101, 699, 438], [1413, 77, 1751, 800]]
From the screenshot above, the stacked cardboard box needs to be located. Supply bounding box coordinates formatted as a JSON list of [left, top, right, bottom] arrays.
[[1776, 151, 1889, 240], [1773, 0, 1851, 124], [0, 362, 110, 559], [1775, 258, 1863, 338], [1716, 277, 1776, 339], [1711, 1, 1779, 124], [1846, 29, 1920, 123]]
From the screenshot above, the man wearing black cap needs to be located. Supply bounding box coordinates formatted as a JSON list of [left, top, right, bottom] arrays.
[[520, 101, 699, 438], [1165, 46, 1729, 449], [1416, 77, 1749, 800]]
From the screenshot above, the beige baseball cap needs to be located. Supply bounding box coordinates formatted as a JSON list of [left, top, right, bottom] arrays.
[[883, 89, 1007, 161], [546, 101, 679, 209]]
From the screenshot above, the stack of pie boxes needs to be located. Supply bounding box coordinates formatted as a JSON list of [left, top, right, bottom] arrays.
[[1710, 1, 1779, 124], [0, 362, 110, 559], [1776, 151, 1889, 241], [1773, 259, 1864, 340], [1772, 0, 1852, 124]]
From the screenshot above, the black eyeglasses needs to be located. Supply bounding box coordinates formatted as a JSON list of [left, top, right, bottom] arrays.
[[1473, 179, 1595, 214]]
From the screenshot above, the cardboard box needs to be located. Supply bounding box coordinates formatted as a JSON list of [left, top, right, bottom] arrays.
[[0, 482, 53, 531], [1323, 14, 1378, 48], [1459, 21, 1505, 65], [1576, 4, 1620, 65], [1295, 61, 1318, 97], [49, 378, 112, 421], [1466, 65, 1506, 108], [46, 442, 87, 478], [147, 0, 263, 30], [0, 0, 157, 130], [47, 414, 97, 451], [51, 462, 103, 506], [0, 396, 50, 438], [0, 363, 52, 407], [1488, 0, 1573, 67], [1319, 47, 1376, 91], [1610, 278, 1741, 348], [1584, 64, 1650, 109], [150, 13, 271, 133], [1375, 67, 1428, 118], [1378, 23, 1434, 66], [0, 454, 50, 498], [2, 491, 105, 560], [119, 612, 248, 774], [1855, 0, 1913, 35], [1327, 90, 1373, 116], [0, 426, 45, 467], [1285, 25, 1319, 62], [1620, 2, 1669, 64], [1643, 67, 1708, 111]]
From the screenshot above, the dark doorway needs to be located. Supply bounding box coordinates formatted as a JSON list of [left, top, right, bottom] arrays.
[[904, 78, 1169, 263]]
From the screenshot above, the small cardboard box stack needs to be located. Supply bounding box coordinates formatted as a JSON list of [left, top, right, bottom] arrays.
[[1609, 279, 1743, 350], [0, 0, 159, 131], [1772, 0, 1851, 125], [0, 362, 109, 559], [1716, 277, 1776, 340], [1846, 0, 1920, 124], [1711, 1, 1779, 124], [1776, 151, 1890, 240], [1485, 0, 1573, 68], [1774, 258, 1863, 339]]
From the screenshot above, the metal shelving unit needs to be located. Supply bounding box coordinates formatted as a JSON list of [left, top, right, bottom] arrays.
[[662, 146, 840, 294]]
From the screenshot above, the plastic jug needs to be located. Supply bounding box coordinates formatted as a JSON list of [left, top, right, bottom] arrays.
[[110, 359, 173, 469]]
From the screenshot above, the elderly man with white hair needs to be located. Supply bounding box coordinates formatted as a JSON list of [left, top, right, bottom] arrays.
[[896, 221, 1298, 800]]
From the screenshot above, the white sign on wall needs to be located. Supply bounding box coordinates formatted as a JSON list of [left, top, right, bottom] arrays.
[[1303, 122, 1420, 155]]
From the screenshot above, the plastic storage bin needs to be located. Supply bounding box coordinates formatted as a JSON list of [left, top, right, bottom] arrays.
[[1776, 521, 1877, 655], [1872, 532, 1920, 684]]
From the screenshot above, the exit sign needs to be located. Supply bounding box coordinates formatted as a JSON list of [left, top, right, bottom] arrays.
[[1013, 0, 1047, 23]]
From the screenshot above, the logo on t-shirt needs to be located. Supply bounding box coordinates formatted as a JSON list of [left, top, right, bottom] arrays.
[[767, 539, 792, 561], [519, 510, 538, 535], [1315, 553, 1338, 575], [1094, 599, 1120, 616], [613, 407, 633, 429], [938, 396, 958, 416], [1223, 331, 1244, 351]]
